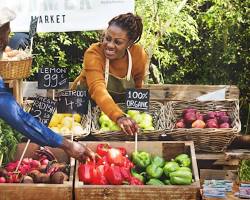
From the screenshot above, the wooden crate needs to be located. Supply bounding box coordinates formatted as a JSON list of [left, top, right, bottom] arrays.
[[75, 141, 201, 200], [0, 143, 74, 200]]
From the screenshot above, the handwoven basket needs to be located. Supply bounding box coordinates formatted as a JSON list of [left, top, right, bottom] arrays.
[[91, 101, 166, 141], [0, 57, 32, 80], [166, 100, 241, 152]]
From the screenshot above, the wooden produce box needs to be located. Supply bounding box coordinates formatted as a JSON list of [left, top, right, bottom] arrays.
[[75, 141, 201, 200], [0, 143, 74, 200]]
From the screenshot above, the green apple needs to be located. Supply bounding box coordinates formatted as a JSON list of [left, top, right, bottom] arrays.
[[139, 121, 153, 129], [110, 124, 121, 131], [101, 120, 114, 128], [127, 110, 140, 118], [131, 113, 143, 124], [99, 114, 110, 125], [140, 112, 153, 123]]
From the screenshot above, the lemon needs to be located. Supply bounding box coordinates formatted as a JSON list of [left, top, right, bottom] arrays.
[[73, 113, 81, 123], [60, 127, 71, 135], [62, 116, 73, 128], [49, 114, 61, 127]]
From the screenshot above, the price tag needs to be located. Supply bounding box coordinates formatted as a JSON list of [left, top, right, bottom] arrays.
[[29, 17, 38, 39], [57, 90, 89, 114], [38, 67, 69, 89], [29, 96, 57, 126], [125, 88, 150, 111]]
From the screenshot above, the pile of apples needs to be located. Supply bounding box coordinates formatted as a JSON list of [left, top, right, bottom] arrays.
[[99, 110, 154, 132], [49, 113, 85, 136], [175, 108, 232, 129]]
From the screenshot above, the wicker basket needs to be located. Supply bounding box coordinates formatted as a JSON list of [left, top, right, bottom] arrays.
[[23, 99, 91, 139], [91, 101, 166, 141], [166, 100, 241, 152], [0, 57, 32, 80]]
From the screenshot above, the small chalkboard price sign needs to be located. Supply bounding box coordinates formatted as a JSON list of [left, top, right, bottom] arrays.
[[57, 90, 89, 114], [29, 96, 57, 126], [38, 67, 69, 89], [29, 17, 38, 39], [125, 88, 150, 111]]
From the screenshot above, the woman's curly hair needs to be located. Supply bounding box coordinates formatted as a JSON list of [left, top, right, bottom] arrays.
[[108, 13, 143, 44]]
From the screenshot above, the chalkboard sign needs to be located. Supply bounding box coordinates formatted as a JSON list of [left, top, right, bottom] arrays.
[[57, 90, 89, 114], [29, 96, 57, 126], [29, 17, 38, 39], [125, 88, 150, 111], [38, 67, 69, 89]]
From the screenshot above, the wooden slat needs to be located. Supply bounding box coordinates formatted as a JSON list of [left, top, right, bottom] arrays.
[[143, 84, 239, 101]]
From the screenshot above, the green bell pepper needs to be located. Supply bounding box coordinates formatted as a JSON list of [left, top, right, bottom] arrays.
[[163, 179, 171, 185], [169, 169, 192, 185], [132, 151, 151, 168], [163, 161, 180, 177], [146, 178, 165, 185], [131, 168, 145, 183], [178, 166, 191, 172], [151, 156, 165, 167], [174, 154, 191, 167], [146, 163, 163, 179]]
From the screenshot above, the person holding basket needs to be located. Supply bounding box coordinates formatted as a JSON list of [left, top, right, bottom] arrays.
[[72, 13, 149, 136], [0, 7, 95, 162]]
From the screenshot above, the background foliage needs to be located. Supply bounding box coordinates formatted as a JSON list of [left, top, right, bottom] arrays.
[[29, 0, 249, 133]]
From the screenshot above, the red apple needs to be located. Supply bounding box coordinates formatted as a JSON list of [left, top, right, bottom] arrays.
[[206, 119, 218, 128], [176, 119, 186, 128], [219, 122, 230, 128]]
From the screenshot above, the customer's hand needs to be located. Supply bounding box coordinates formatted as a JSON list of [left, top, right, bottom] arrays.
[[61, 139, 95, 162], [117, 116, 139, 135]]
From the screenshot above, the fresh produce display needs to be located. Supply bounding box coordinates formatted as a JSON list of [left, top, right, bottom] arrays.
[[0, 147, 69, 184], [131, 151, 193, 185], [78, 143, 142, 185], [175, 108, 232, 129], [78, 144, 193, 186], [98, 110, 154, 132], [49, 113, 85, 136], [0, 119, 23, 165]]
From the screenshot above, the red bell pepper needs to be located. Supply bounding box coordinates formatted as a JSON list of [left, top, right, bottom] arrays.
[[78, 162, 95, 184], [91, 166, 108, 185], [117, 147, 127, 156], [129, 176, 144, 185], [107, 148, 124, 166], [121, 157, 134, 169], [96, 144, 110, 157], [96, 155, 109, 166], [104, 165, 123, 185], [120, 166, 131, 181]]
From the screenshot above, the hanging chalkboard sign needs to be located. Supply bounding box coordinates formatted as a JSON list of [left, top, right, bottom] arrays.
[[29, 17, 38, 39], [38, 67, 69, 89], [125, 88, 150, 111], [57, 90, 89, 114], [29, 96, 57, 126]]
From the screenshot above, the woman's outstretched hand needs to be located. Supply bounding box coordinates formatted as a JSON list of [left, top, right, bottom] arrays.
[[117, 116, 139, 135], [61, 139, 95, 162]]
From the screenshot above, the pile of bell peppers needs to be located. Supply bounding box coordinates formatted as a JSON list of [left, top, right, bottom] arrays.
[[131, 151, 193, 185], [78, 144, 143, 185], [78, 144, 193, 186]]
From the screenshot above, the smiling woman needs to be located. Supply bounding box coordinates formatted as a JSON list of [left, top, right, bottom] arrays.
[[72, 12, 148, 136]]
